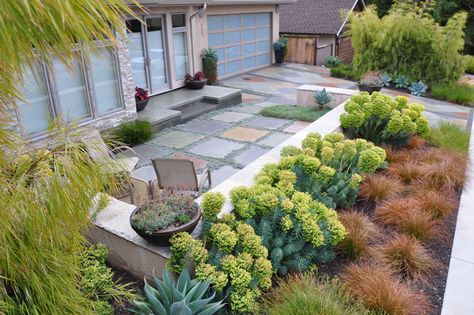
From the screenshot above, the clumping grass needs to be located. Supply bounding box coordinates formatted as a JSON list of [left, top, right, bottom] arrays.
[[384, 147, 411, 164], [111, 120, 153, 146], [342, 262, 431, 315], [260, 105, 329, 122], [387, 161, 422, 184], [408, 135, 425, 149], [376, 235, 435, 279], [415, 189, 457, 219], [330, 64, 362, 81], [374, 198, 438, 242], [359, 174, 404, 203], [338, 210, 379, 259], [418, 159, 466, 191], [431, 83, 474, 106], [428, 122, 470, 153], [262, 273, 370, 315]]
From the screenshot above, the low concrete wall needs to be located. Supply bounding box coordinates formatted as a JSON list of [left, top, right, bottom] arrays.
[[296, 85, 358, 108]]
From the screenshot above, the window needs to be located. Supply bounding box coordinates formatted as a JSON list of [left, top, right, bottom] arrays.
[[16, 47, 123, 137], [171, 14, 188, 80]]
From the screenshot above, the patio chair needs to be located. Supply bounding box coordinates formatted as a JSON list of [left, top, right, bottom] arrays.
[[151, 158, 211, 197]]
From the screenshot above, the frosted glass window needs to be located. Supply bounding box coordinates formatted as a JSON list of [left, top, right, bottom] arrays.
[[208, 16, 223, 31], [242, 56, 256, 70], [225, 31, 240, 44], [90, 48, 121, 116], [53, 55, 90, 122], [242, 29, 256, 41], [256, 13, 270, 26], [242, 43, 256, 55], [226, 60, 241, 73], [17, 64, 52, 135], [257, 27, 270, 39], [173, 32, 188, 80], [257, 53, 270, 65], [216, 48, 225, 61], [147, 17, 168, 90], [126, 19, 148, 90], [209, 33, 224, 46], [226, 45, 241, 59], [242, 14, 256, 27], [217, 64, 225, 77], [224, 15, 240, 29], [257, 40, 270, 52]]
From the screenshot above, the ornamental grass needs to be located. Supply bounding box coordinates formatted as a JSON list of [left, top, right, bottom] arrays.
[[359, 174, 405, 203], [338, 210, 379, 259], [414, 189, 458, 219]]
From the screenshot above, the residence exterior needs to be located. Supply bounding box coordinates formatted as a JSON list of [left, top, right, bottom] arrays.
[[12, 0, 293, 142], [279, 0, 365, 65]]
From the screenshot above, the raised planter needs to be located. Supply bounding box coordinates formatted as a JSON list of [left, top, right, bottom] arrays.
[[130, 205, 201, 246], [186, 79, 207, 90], [357, 84, 382, 94], [135, 98, 149, 112]]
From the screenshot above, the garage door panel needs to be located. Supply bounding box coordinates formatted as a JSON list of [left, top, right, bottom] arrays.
[[208, 13, 271, 77]]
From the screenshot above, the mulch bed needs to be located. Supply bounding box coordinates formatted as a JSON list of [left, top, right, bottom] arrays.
[[111, 267, 144, 315]]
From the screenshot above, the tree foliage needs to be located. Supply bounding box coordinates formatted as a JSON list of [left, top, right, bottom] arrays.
[[350, 6, 467, 84]]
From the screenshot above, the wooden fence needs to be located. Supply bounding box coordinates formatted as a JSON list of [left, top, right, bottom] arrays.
[[283, 35, 334, 66]]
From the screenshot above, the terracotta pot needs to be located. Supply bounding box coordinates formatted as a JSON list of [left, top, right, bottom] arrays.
[[135, 98, 149, 112], [185, 79, 207, 90], [130, 204, 201, 246], [357, 84, 382, 94]]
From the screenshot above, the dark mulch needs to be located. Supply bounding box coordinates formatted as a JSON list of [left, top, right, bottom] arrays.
[[111, 267, 144, 315]]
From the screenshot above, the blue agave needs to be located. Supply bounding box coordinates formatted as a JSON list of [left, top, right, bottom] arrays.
[[409, 81, 427, 96], [380, 73, 391, 87], [314, 88, 332, 108], [394, 75, 410, 89]]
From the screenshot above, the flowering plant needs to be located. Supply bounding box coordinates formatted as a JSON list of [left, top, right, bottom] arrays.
[[135, 87, 149, 101], [185, 71, 206, 81]]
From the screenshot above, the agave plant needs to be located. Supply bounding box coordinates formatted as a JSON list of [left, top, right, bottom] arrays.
[[314, 88, 332, 110], [394, 75, 410, 89], [409, 81, 427, 96], [381, 73, 392, 87], [130, 267, 225, 315]]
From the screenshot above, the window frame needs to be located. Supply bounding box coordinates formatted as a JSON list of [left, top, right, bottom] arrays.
[[170, 13, 190, 81]]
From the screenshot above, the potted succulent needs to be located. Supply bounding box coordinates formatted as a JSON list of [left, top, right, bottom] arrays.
[[185, 71, 207, 90], [357, 71, 383, 94], [135, 87, 150, 112], [130, 191, 201, 246]]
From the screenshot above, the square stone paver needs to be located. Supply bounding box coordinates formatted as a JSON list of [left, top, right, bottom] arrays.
[[170, 153, 209, 171], [254, 101, 278, 108], [234, 146, 269, 166], [235, 106, 262, 114], [245, 116, 291, 130], [258, 132, 292, 147], [211, 165, 241, 187], [242, 93, 264, 103], [220, 127, 268, 142], [211, 111, 253, 123], [119, 144, 171, 167], [151, 131, 205, 149], [188, 138, 245, 158], [283, 121, 311, 133], [179, 119, 231, 135]]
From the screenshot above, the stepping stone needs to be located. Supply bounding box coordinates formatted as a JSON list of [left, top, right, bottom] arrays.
[[211, 111, 253, 123], [210, 165, 241, 187], [151, 131, 205, 149], [254, 101, 278, 108], [283, 121, 311, 133], [170, 153, 209, 171], [118, 144, 171, 167], [188, 138, 245, 159], [242, 93, 264, 103], [235, 106, 262, 114], [220, 127, 268, 142], [245, 116, 291, 130], [180, 119, 231, 135], [258, 132, 292, 147], [234, 146, 269, 166]]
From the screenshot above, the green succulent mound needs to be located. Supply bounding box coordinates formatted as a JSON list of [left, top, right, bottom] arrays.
[[339, 92, 430, 148], [130, 266, 225, 315]]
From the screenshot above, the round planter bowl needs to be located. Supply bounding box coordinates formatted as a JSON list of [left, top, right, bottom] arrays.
[[185, 79, 207, 90], [136, 98, 149, 112], [357, 84, 382, 94], [130, 205, 201, 246]]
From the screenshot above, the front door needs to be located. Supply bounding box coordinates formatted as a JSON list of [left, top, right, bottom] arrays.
[[126, 16, 169, 95]]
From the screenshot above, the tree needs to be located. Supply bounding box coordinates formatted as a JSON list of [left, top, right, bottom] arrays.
[[0, 1, 139, 314]]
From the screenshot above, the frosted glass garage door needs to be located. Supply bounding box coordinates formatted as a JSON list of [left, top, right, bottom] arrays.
[[208, 13, 271, 77]]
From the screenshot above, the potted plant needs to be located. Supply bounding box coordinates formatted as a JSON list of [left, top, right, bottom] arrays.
[[130, 191, 201, 246], [273, 37, 288, 65], [202, 48, 218, 85], [357, 71, 383, 94], [135, 87, 150, 112], [185, 71, 207, 90]]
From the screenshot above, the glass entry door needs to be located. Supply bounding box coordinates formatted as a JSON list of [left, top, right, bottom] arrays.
[[126, 16, 169, 95]]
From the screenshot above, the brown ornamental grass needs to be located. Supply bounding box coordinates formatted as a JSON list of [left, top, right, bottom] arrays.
[[359, 174, 405, 203], [342, 262, 431, 315], [376, 234, 436, 280], [338, 210, 379, 259], [387, 161, 422, 184], [414, 189, 458, 219], [417, 159, 467, 191]]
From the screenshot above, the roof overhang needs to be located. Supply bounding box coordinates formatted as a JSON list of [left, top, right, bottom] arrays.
[[336, 0, 365, 37], [128, 0, 296, 5]]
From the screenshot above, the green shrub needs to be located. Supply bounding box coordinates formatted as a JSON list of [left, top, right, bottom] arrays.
[[168, 224, 273, 314], [112, 120, 153, 146], [431, 83, 474, 105], [262, 273, 370, 315], [428, 122, 470, 153], [330, 64, 362, 81], [79, 243, 135, 314], [130, 266, 225, 315], [325, 56, 342, 67], [260, 105, 329, 122], [350, 7, 467, 84], [465, 55, 474, 74], [340, 92, 431, 148]]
